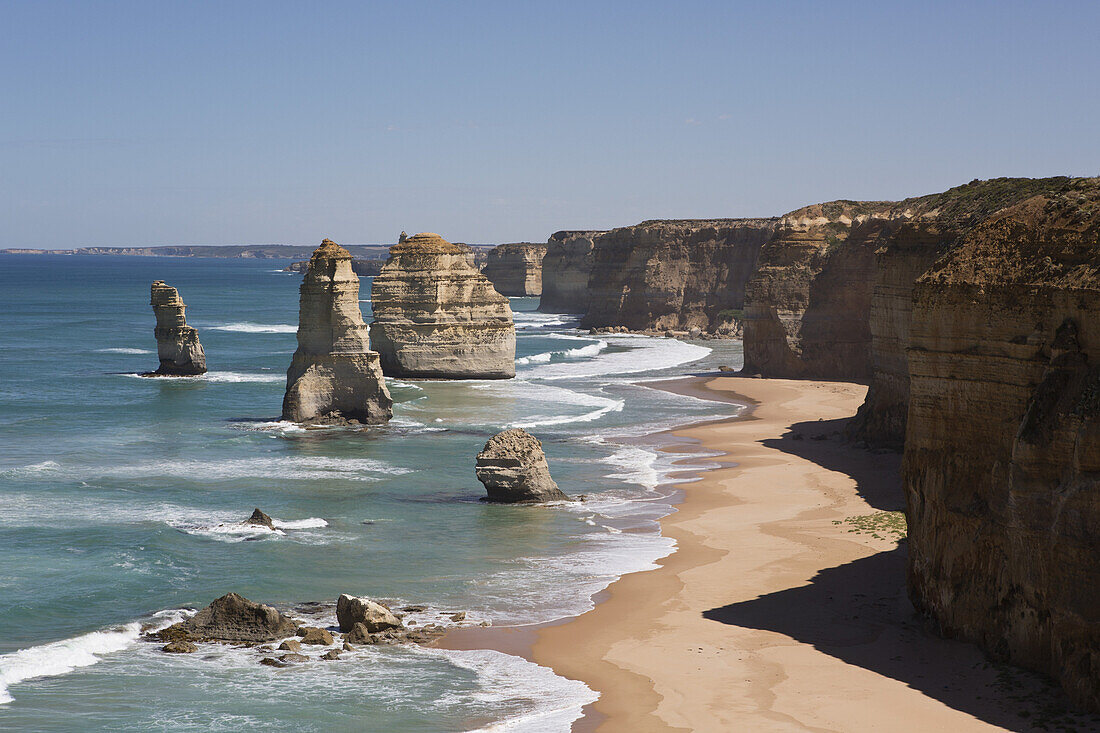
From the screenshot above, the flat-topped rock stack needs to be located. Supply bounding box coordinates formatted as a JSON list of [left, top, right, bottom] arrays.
[[149, 281, 206, 375], [482, 242, 547, 296], [370, 233, 516, 379], [281, 239, 392, 424]]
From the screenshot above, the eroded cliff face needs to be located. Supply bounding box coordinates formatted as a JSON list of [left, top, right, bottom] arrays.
[[482, 243, 546, 296], [903, 180, 1100, 711], [580, 219, 778, 332], [369, 233, 516, 379], [281, 239, 392, 424], [150, 281, 206, 375], [847, 177, 1079, 446], [538, 230, 604, 313], [741, 202, 900, 378]]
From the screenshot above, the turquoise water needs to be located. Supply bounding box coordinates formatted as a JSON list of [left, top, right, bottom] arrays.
[[0, 254, 742, 731]]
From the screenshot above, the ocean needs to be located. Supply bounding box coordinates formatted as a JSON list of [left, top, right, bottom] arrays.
[[0, 254, 743, 732]]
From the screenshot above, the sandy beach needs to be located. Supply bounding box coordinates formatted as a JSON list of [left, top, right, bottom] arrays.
[[444, 375, 1093, 732]]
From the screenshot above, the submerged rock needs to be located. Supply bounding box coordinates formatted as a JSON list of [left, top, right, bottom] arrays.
[[369, 233, 516, 379], [259, 656, 288, 668], [281, 239, 393, 424], [343, 622, 373, 645], [149, 281, 206, 375], [161, 641, 197, 654], [336, 594, 402, 633], [299, 627, 334, 645], [475, 429, 569, 503], [173, 592, 298, 643], [320, 649, 340, 661]]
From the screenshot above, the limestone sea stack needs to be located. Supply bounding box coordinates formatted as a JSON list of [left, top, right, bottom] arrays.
[[370, 233, 516, 379], [482, 242, 546, 296], [149, 281, 206, 375], [475, 428, 569, 503], [281, 239, 393, 424]]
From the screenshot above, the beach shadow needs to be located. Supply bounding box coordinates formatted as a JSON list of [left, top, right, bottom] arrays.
[[762, 417, 902, 511], [703, 545, 1100, 731], [705, 411, 1098, 731]]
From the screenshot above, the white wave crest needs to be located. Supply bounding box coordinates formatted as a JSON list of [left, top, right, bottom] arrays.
[[4, 456, 410, 485], [523, 335, 710, 380], [121, 371, 284, 384], [96, 347, 153, 354], [208, 323, 297, 333], [516, 340, 607, 366], [0, 609, 190, 706], [424, 647, 598, 733], [177, 515, 329, 542]]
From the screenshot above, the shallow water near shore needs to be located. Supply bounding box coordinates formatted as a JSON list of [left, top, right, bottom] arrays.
[[0, 254, 742, 731]]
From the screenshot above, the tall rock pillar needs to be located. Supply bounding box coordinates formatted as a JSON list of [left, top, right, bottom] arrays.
[[282, 239, 393, 424]]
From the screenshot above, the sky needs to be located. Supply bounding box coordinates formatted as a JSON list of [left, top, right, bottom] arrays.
[[2, 0, 1098, 248]]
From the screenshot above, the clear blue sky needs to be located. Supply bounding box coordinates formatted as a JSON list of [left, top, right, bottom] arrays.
[[2, 0, 1098, 247]]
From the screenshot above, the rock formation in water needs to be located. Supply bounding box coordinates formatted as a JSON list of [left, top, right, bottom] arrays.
[[149, 281, 206, 375], [336, 594, 402, 633], [166, 593, 298, 643], [245, 508, 274, 529], [538, 230, 605, 313], [475, 428, 569, 503], [902, 179, 1100, 712], [369, 233, 516, 379], [281, 239, 393, 424], [580, 219, 778, 333], [482, 242, 546, 296]]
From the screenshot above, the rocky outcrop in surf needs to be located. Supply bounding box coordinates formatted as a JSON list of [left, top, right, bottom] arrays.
[[164, 593, 298, 643], [475, 428, 569, 503], [581, 219, 778, 333], [482, 242, 546, 296], [369, 233, 516, 379], [149, 281, 206, 375], [336, 594, 402, 633], [281, 239, 393, 424], [538, 230, 604, 313], [902, 180, 1100, 712]]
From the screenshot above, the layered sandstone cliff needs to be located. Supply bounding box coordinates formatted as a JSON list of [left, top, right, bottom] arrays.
[[149, 281, 206, 375], [369, 233, 516, 379], [482, 242, 546, 296], [846, 178, 1078, 445], [902, 179, 1100, 711], [740, 202, 899, 377], [580, 219, 778, 332], [281, 239, 392, 424], [538, 230, 605, 313]]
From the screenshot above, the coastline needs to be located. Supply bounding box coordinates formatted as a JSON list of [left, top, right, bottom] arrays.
[[441, 375, 1089, 732]]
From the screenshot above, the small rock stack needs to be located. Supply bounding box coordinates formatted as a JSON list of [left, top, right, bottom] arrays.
[[150, 281, 206, 375], [282, 239, 393, 424], [475, 428, 569, 503]]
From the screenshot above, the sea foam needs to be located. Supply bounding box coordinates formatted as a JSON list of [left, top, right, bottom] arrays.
[[0, 609, 190, 706], [207, 323, 297, 334]]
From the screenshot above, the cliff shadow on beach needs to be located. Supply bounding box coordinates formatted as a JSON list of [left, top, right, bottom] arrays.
[[704, 421, 1100, 732]]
